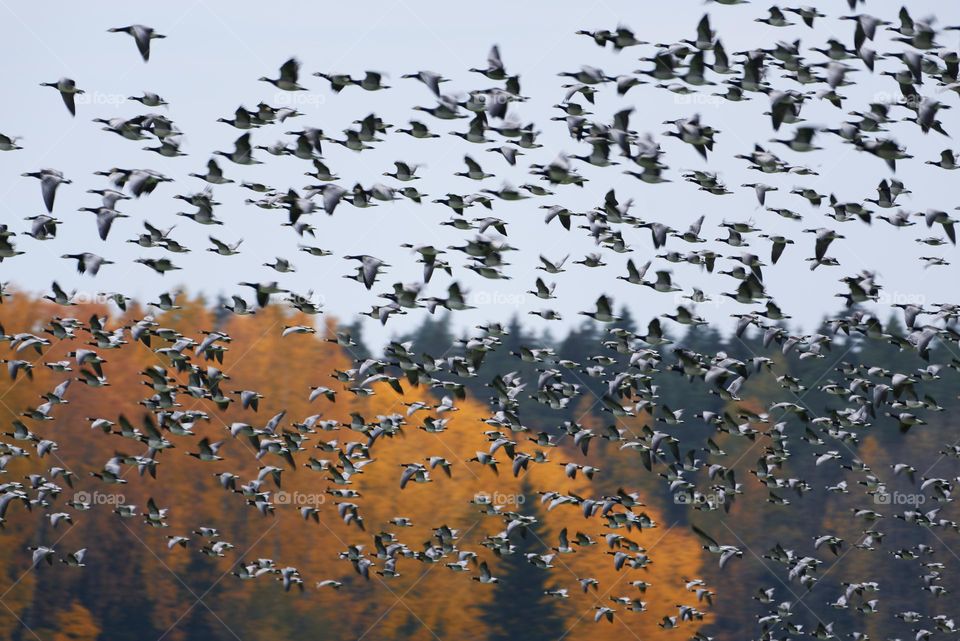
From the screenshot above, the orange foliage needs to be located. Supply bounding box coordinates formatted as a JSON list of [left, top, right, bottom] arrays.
[[0, 293, 708, 641]]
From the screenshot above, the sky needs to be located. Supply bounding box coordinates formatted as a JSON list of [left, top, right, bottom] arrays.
[[1, 0, 959, 347]]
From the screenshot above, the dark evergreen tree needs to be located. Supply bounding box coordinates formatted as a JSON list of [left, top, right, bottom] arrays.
[[343, 318, 372, 361], [402, 312, 455, 358], [213, 293, 232, 329], [477, 482, 568, 641], [612, 304, 638, 335]]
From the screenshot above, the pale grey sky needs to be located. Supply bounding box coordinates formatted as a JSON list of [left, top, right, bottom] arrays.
[[1, 1, 958, 346]]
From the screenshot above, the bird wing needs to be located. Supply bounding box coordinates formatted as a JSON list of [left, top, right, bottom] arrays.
[[280, 57, 300, 83], [41, 176, 59, 212], [133, 26, 152, 61], [691, 524, 719, 549]]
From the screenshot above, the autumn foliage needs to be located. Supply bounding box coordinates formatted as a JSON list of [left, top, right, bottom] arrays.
[[0, 293, 707, 641]]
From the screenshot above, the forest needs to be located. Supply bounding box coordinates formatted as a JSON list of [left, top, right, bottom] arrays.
[[0, 291, 955, 641]]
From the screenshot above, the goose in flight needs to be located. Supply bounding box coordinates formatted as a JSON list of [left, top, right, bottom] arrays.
[[39, 78, 84, 116], [22, 169, 71, 212], [470, 45, 507, 80], [0, 133, 22, 151], [79, 206, 128, 241], [344, 255, 388, 290], [401, 70, 448, 95], [692, 525, 743, 568], [471, 560, 499, 583], [143, 498, 169, 527], [61, 253, 112, 276], [260, 58, 306, 91], [60, 549, 87, 567], [579, 295, 621, 322], [134, 258, 181, 275], [207, 236, 242, 256], [239, 281, 289, 307], [188, 438, 224, 462], [214, 133, 261, 165], [190, 159, 234, 185], [108, 24, 166, 61], [28, 546, 56, 569], [399, 463, 431, 489], [384, 161, 421, 182], [129, 91, 168, 107]]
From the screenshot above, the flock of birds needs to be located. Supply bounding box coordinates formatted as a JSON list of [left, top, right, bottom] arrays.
[[4, 2, 960, 639]]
